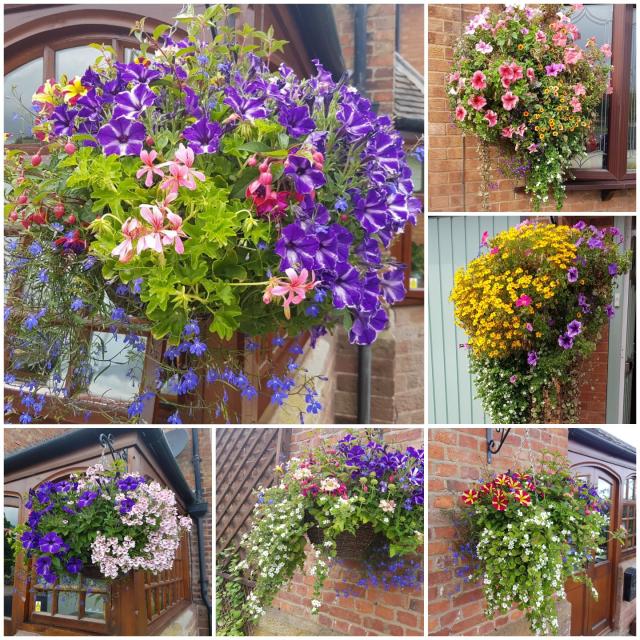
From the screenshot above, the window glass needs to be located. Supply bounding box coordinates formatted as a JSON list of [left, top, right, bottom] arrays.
[[628, 8, 636, 171], [54, 46, 101, 80], [410, 216, 424, 291], [4, 504, 19, 615], [87, 331, 147, 400], [4, 58, 43, 142], [570, 4, 614, 170]]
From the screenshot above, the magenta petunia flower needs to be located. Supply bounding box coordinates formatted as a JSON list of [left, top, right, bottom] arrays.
[[501, 91, 519, 111], [515, 294, 532, 307]]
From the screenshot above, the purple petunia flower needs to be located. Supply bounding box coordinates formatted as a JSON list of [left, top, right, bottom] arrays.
[[567, 266, 578, 283], [573, 221, 587, 230], [587, 236, 604, 250], [566, 320, 582, 338], [50, 105, 78, 137], [66, 557, 83, 574], [284, 155, 326, 194], [223, 86, 268, 121], [353, 189, 388, 233], [38, 532, 64, 554], [96, 116, 146, 156], [274, 222, 319, 270], [545, 63, 565, 76], [608, 263, 618, 276], [76, 490, 98, 509], [35, 555, 52, 576], [330, 262, 362, 309], [278, 104, 316, 138], [605, 304, 615, 318], [182, 117, 222, 154], [117, 475, 143, 492], [558, 333, 574, 349], [113, 84, 157, 120], [117, 62, 162, 85], [348, 306, 388, 345], [20, 530, 40, 552], [380, 268, 406, 304], [118, 497, 136, 515], [527, 351, 538, 367]]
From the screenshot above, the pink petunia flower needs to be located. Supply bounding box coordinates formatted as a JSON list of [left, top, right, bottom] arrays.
[[570, 96, 582, 113], [501, 91, 519, 111], [136, 150, 165, 188], [527, 143, 539, 153], [475, 41, 493, 54], [535, 30, 547, 43], [564, 47, 583, 65], [455, 105, 467, 121], [264, 268, 318, 319], [449, 71, 460, 83], [484, 110, 498, 127], [526, 68, 536, 82], [573, 82, 586, 96], [468, 94, 487, 110], [112, 217, 144, 263], [515, 294, 532, 307], [471, 70, 487, 90], [480, 231, 489, 247], [606, 84, 614, 95], [490, 246, 500, 255], [501, 126, 514, 139], [600, 43, 612, 58], [552, 32, 568, 47]]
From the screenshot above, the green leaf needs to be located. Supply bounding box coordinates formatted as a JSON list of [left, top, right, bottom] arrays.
[[152, 23, 170, 41], [209, 307, 242, 340]]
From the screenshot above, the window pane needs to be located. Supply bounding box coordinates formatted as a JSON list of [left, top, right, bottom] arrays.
[[54, 46, 101, 80], [85, 593, 106, 620], [34, 590, 53, 613], [410, 216, 424, 291], [597, 478, 612, 500], [87, 331, 146, 400], [569, 4, 614, 170], [4, 505, 19, 614], [4, 58, 43, 142], [628, 8, 636, 171], [57, 591, 79, 617]]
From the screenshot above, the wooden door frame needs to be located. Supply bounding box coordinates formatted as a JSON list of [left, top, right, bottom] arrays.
[[568, 460, 621, 635]]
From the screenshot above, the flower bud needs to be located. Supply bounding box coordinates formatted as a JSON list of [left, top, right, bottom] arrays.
[[31, 154, 42, 167], [64, 141, 76, 154]]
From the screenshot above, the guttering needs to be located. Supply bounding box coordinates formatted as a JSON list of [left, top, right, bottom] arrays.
[[191, 429, 212, 635], [568, 428, 636, 463]]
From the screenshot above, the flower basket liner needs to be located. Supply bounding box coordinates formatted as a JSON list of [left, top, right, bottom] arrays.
[[306, 523, 376, 560]]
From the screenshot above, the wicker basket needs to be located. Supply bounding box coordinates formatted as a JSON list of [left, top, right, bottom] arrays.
[[306, 523, 376, 560]]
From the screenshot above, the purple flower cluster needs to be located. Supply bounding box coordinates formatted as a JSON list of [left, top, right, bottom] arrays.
[[336, 434, 424, 510]]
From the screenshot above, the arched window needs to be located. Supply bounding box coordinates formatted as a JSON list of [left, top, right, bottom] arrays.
[[622, 474, 636, 550]]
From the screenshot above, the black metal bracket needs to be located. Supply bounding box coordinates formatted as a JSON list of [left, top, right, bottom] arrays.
[[487, 428, 511, 464], [99, 433, 128, 465]]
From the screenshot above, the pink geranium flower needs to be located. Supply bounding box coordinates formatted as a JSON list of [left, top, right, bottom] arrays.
[[455, 105, 467, 121], [600, 43, 612, 58], [484, 110, 498, 127], [111, 217, 144, 263], [137, 205, 166, 254], [468, 94, 487, 110], [263, 268, 318, 319], [471, 70, 487, 90], [136, 150, 165, 187], [564, 47, 583, 65], [162, 210, 187, 254], [501, 91, 519, 111], [515, 294, 533, 307], [159, 143, 206, 194]]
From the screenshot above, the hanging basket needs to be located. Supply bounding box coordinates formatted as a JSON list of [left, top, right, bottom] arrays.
[[306, 522, 376, 560]]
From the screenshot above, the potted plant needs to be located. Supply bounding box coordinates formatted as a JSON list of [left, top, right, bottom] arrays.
[[448, 4, 611, 210], [450, 219, 631, 423], [4, 5, 422, 424], [12, 460, 192, 584], [452, 452, 626, 635], [237, 432, 424, 620]]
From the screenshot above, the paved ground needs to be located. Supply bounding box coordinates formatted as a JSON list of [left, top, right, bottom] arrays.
[[253, 606, 341, 636]]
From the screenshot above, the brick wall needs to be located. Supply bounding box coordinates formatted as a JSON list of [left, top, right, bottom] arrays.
[[428, 427, 569, 636], [4, 427, 74, 454], [615, 558, 636, 634], [173, 428, 212, 636], [427, 4, 636, 212], [270, 427, 425, 636]]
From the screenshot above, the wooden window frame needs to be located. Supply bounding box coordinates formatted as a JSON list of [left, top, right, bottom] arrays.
[[621, 474, 636, 555], [567, 4, 636, 195]]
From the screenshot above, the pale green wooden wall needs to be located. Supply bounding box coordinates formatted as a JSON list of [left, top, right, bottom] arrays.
[[428, 216, 522, 424]]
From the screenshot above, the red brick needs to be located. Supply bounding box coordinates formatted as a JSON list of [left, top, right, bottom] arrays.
[[397, 610, 418, 627], [433, 430, 458, 445]]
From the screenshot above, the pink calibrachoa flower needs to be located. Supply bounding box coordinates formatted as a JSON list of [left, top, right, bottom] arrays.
[[570, 96, 582, 113], [490, 246, 500, 255], [564, 47, 583, 65], [501, 91, 519, 111], [136, 150, 164, 187], [263, 268, 318, 319], [468, 94, 487, 110], [471, 70, 487, 90], [515, 294, 533, 307], [573, 82, 586, 96], [112, 217, 144, 263], [527, 143, 539, 153], [475, 41, 493, 54], [600, 43, 612, 58], [455, 105, 467, 121], [484, 110, 498, 127]]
